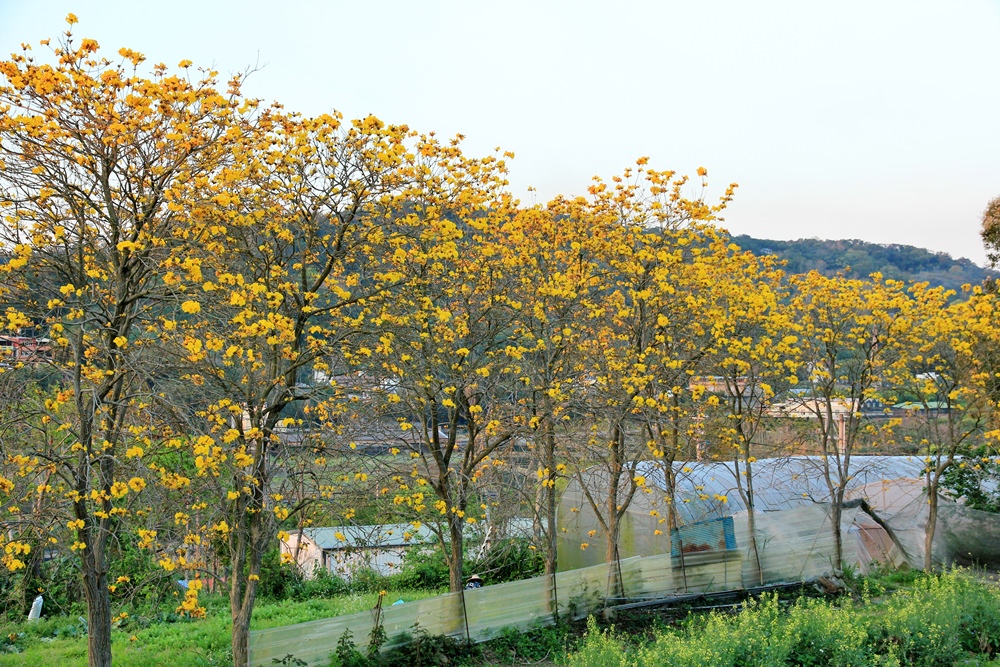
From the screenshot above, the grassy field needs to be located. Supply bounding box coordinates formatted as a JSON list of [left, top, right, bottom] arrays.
[[0, 589, 436, 666], [3, 570, 1000, 666]]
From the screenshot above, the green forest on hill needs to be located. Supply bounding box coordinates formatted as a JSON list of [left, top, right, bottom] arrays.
[[732, 235, 995, 292]]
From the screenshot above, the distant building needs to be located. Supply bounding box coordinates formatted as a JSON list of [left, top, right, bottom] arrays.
[[766, 397, 854, 452], [281, 518, 537, 579], [281, 523, 435, 580], [891, 401, 950, 418], [0, 336, 52, 365], [766, 397, 854, 420]]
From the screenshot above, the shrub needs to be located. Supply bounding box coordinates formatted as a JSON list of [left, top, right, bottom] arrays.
[[646, 595, 791, 667], [389, 549, 451, 591], [331, 628, 369, 667], [328, 623, 478, 667], [386, 623, 479, 667], [565, 569, 1000, 667], [484, 622, 572, 664], [390, 537, 545, 591], [473, 538, 545, 583], [256, 547, 304, 601], [580, 591, 876, 666], [941, 447, 1000, 512], [4, 551, 84, 619], [783, 596, 869, 666], [347, 568, 387, 595], [295, 567, 349, 600], [3, 531, 190, 619]]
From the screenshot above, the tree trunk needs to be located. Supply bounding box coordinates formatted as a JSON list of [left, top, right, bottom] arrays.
[[292, 522, 306, 577], [231, 600, 253, 667], [743, 458, 764, 586], [82, 555, 112, 667], [532, 479, 544, 544], [830, 492, 844, 575], [539, 415, 560, 616], [230, 549, 262, 667], [230, 541, 248, 667], [662, 465, 677, 532], [448, 514, 465, 592], [662, 464, 690, 592], [230, 472, 267, 667], [924, 476, 939, 572], [604, 514, 622, 599], [604, 425, 624, 598]]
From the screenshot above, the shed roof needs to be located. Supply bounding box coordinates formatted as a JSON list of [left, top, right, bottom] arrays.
[[301, 523, 435, 550], [892, 401, 950, 411]]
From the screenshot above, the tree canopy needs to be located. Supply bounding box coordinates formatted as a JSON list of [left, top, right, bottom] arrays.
[[1, 18, 999, 667]]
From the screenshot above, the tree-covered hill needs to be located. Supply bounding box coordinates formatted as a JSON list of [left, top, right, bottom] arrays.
[[730, 235, 996, 292]]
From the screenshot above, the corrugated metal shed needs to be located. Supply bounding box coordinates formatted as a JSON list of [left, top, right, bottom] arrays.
[[302, 523, 435, 550], [300, 518, 535, 551]]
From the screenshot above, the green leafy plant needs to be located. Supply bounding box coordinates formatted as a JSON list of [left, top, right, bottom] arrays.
[[333, 628, 369, 667], [379, 623, 478, 667], [941, 448, 1000, 513]]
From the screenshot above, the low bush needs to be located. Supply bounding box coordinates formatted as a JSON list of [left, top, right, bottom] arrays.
[[474, 537, 545, 583], [481, 621, 572, 664], [327, 623, 478, 667], [380, 623, 478, 667], [256, 547, 303, 601], [389, 537, 544, 591], [566, 618, 631, 667], [294, 567, 350, 600], [0, 533, 178, 622], [386, 548, 451, 591]]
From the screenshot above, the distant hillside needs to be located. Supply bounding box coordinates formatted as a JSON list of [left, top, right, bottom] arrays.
[[731, 235, 996, 292]]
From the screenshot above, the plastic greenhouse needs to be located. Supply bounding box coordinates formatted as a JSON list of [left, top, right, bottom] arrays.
[[558, 455, 1000, 573], [249, 455, 1000, 666]]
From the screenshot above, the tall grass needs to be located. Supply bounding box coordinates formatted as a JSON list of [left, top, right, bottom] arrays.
[[567, 569, 1000, 667], [0, 588, 434, 667]]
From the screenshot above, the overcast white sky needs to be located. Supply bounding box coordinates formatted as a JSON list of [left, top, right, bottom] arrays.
[[2, 1, 998, 265]]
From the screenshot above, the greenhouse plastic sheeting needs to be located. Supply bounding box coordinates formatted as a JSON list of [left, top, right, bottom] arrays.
[[733, 504, 858, 586], [561, 456, 927, 529], [249, 503, 856, 666], [558, 457, 928, 572], [858, 481, 1000, 569]]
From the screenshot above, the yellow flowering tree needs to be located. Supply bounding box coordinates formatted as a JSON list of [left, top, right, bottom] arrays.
[[164, 110, 417, 665], [366, 136, 521, 592], [705, 247, 796, 583], [0, 19, 246, 667], [894, 285, 999, 570], [570, 163, 736, 593], [503, 197, 614, 589], [787, 272, 917, 571]]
